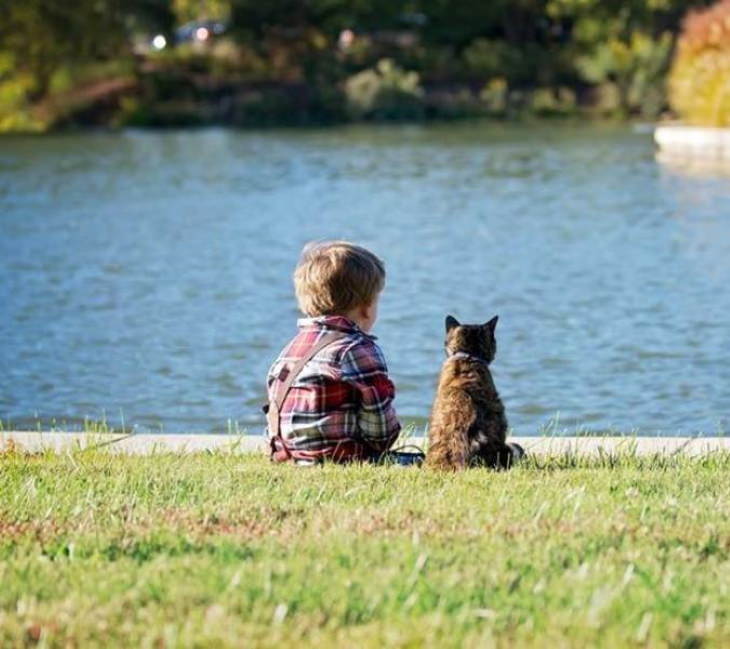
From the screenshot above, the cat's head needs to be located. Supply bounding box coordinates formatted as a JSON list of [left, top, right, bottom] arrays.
[[444, 315, 499, 363]]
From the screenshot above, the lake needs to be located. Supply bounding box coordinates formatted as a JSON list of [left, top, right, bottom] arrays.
[[1, 123, 729, 435]]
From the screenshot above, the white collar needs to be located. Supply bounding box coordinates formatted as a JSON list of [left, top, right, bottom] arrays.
[[447, 351, 490, 366]]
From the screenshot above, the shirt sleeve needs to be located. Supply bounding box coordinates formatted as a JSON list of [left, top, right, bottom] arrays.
[[339, 338, 401, 452]]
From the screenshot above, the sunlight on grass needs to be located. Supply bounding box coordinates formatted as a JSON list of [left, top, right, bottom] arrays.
[[1, 450, 728, 648]]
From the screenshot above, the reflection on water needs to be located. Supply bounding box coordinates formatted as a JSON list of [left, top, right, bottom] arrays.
[[1, 123, 729, 435]]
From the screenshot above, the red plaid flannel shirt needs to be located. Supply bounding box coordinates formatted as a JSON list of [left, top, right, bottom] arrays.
[[266, 315, 401, 462]]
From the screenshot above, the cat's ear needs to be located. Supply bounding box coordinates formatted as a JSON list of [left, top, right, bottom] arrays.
[[445, 315, 460, 333], [484, 315, 498, 334]]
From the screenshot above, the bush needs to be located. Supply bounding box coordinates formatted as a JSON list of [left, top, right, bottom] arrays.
[[344, 59, 424, 120], [530, 87, 578, 117], [0, 53, 47, 132], [462, 39, 542, 86], [669, 0, 730, 126], [478, 78, 508, 115], [576, 32, 673, 118]]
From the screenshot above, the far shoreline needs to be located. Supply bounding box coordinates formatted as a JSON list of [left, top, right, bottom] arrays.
[[0, 114, 642, 138]]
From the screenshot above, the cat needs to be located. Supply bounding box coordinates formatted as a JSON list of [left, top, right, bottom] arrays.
[[426, 315, 524, 470]]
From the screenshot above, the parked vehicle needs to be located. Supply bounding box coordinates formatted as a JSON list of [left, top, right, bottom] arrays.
[[149, 20, 227, 51], [175, 20, 227, 44]]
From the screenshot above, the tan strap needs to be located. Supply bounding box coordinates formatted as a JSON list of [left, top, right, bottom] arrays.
[[267, 331, 347, 439]]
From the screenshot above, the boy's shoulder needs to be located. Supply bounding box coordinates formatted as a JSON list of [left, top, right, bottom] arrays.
[[287, 326, 379, 360], [272, 322, 386, 376], [334, 332, 391, 382]]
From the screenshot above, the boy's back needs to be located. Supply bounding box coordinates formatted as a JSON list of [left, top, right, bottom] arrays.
[[265, 241, 400, 463], [267, 314, 399, 462]]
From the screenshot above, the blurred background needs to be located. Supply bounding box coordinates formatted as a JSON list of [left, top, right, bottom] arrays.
[[1, 1, 729, 436], [0, 0, 726, 130]]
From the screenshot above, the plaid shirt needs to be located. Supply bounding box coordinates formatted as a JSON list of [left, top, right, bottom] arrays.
[[266, 315, 400, 462]]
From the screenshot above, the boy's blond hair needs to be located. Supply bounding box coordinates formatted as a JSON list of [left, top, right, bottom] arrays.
[[294, 241, 385, 317]]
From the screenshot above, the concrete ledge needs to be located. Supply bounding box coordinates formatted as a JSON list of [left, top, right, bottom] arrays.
[[655, 124, 730, 161], [0, 432, 266, 455], [2, 432, 729, 457]]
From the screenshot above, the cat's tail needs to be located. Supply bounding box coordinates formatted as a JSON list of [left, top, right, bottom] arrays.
[[506, 442, 526, 465]]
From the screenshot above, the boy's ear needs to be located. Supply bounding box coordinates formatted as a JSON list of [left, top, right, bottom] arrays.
[[484, 315, 499, 333], [445, 315, 460, 333]]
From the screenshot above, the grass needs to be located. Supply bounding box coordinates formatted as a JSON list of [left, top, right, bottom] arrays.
[[0, 449, 728, 648]]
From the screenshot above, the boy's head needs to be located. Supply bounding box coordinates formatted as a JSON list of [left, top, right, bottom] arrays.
[[294, 241, 385, 332]]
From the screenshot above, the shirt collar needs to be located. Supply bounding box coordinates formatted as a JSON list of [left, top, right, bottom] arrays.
[[297, 314, 377, 340]]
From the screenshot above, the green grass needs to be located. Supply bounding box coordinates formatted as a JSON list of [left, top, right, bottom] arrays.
[[1, 450, 728, 648]]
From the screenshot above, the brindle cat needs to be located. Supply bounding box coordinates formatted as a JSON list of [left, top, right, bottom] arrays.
[[426, 315, 524, 470]]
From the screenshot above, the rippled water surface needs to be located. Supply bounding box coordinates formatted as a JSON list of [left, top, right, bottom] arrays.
[[2, 123, 730, 434]]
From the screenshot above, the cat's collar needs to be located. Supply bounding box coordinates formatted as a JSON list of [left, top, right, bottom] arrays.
[[447, 351, 490, 366]]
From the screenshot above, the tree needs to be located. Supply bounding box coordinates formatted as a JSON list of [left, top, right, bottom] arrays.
[[0, 1, 173, 100]]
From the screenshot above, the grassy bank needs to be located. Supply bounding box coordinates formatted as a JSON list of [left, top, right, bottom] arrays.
[[1, 450, 728, 648]]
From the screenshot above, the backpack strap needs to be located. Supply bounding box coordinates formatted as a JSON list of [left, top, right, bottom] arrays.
[[267, 331, 347, 458]]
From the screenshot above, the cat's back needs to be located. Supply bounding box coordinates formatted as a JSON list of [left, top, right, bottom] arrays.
[[429, 359, 485, 433], [434, 356, 497, 398]]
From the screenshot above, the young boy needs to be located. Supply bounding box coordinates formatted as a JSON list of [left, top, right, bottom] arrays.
[[265, 241, 401, 464]]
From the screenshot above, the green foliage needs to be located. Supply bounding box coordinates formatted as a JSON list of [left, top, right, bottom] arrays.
[[531, 86, 578, 116], [478, 78, 509, 114], [345, 59, 424, 120], [669, 0, 730, 126], [560, 0, 705, 117], [576, 31, 674, 117], [0, 53, 46, 132], [462, 39, 518, 79], [173, 0, 231, 23], [0, 0, 172, 132], [0, 1, 144, 97], [0, 0, 721, 129]]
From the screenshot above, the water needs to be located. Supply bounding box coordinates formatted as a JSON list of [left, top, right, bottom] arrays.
[[1, 123, 729, 435]]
